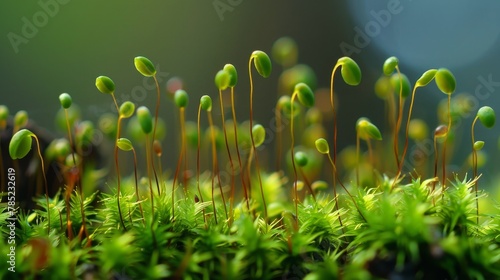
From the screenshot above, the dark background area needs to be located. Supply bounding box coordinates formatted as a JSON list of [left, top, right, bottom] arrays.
[[1, 1, 500, 187]]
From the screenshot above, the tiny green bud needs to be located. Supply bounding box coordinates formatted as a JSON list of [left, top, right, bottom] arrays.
[[14, 110, 28, 128], [136, 106, 153, 134], [134, 56, 156, 77], [473, 140, 485, 151], [119, 101, 135, 119], [59, 93, 72, 109], [382, 56, 399, 76], [294, 83, 315, 107], [223, 64, 238, 87], [251, 50, 272, 78], [9, 129, 34, 159], [390, 72, 411, 98], [356, 118, 382, 141], [117, 138, 134, 151], [200, 95, 212, 111], [435, 68, 456, 95], [252, 124, 266, 147], [315, 138, 330, 154], [294, 151, 308, 167], [215, 69, 230, 90], [174, 89, 189, 108], [415, 69, 437, 87], [95, 75, 115, 94], [477, 106, 495, 128], [337, 57, 361, 86], [271, 36, 298, 68]]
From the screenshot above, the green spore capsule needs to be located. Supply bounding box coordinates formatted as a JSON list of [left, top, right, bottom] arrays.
[[477, 106, 495, 128], [473, 141, 485, 151], [223, 64, 238, 87], [136, 106, 153, 135], [294, 82, 315, 107], [251, 50, 272, 78], [252, 124, 266, 147], [390, 73, 411, 98], [435, 68, 456, 95], [9, 129, 34, 159], [200, 95, 212, 111], [95, 75, 115, 94], [119, 101, 135, 119], [174, 89, 189, 108], [382, 56, 399, 76], [134, 56, 156, 77], [59, 93, 72, 109], [337, 57, 361, 86], [294, 151, 308, 167], [315, 138, 330, 155], [415, 69, 437, 87], [215, 69, 230, 90], [117, 138, 134, 151], [356, 118, 382, 141]]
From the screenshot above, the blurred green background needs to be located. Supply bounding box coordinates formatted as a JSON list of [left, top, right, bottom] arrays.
[[1, 0, 500, 184]]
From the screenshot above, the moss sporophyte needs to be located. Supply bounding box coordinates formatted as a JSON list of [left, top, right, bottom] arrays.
[[2, 37, 500, 279]]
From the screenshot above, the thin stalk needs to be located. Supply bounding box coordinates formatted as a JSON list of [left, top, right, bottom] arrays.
[[329, 65, 340, 203], [230, 87, 250, 211], [442, 95, 452, 190], [393, 67, 403, 171], [219, 89, 235, 224], [207, 110, 219, 224], [208, 111, 228, 220], [290, 93, 299, 226], [471, 116, 479, 224], [180, 108, 188, 192], [299, 168, 316, 201], [248, 57, 268, 224], [131, 147, 145, 225], [114, 116, 127, 231], [326, 152, 344, 234], [151, 75, 161, 195], [171, 107, 187, 221], [33, 135, 50, 234], [432, 134, 439, 206], [393, 85, 419, 189], [196, 105, 207, 227], [144, 135, 155, 221], [64, 109, 89, 243]]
